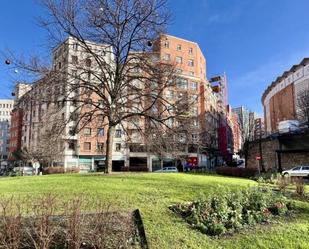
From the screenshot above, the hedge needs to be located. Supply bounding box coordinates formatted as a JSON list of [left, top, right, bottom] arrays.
[[216, 166, 258, 178]]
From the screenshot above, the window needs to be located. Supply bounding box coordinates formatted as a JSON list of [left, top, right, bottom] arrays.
[[72, 55, 78, 65], [85, 98, 92, 108], [97, 142, 104, 152], [69, 127, 76, 136], [68, 141, 75, 150], [115, 143, 121, 151], [84, 142, 91, 151], [115, 129, 122, 138], [164, 53, 171, 61], [151, 105, 158, 112], [164, 41, 169, 48], [191, 94, 198, 102], [193, 119, 199, 127], [176, 56, 182, 64], [176, 69, 182, 74], [177, 78, 188, 90], [85, 58, 91, 67], [72, 70, 77, 77], [191, 82, 198, 91], [97, 114, 104, 123], [189, 71, 194, 76], [132, 79, 140, 88], [192, 107, 198, 116], [167, 117, 174, 127], [98, 100, 104, 107], [302, 166, 309, 170], [177, 44, 182, 51], [292, 167, 301, 171], [192, 134, 198, 141], [178, 92, 184, 99], [188, 59, 194, 67], [73, 43, 78, 51], [84, 127, 91, 136], [87, 71, 91, 81], [97, 128, 104, 136], [166, 90, 174, 99], [189, 48, 193, 54]]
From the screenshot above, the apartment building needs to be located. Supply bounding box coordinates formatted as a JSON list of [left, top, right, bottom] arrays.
[[232, 106, 250, 144], [10, 34, 230, 171], [0, 99, 14, 164], [122, 34, 223, 171], [231, 112, 242, 153], [10, 37, 126, 171], [254, 118, 265, 140]]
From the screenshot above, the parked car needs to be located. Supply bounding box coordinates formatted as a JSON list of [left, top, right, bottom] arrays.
[[22, 166, 35, 176], [154, 167, 178, 173], [282, 166, 309, 177]]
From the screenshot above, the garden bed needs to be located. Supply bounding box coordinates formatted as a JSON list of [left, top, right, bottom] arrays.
[[0, 196, 145, 249], [170, 187, 295, 236]]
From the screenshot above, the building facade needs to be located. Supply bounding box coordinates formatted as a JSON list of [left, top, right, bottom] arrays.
[[9, 37, 118, 171], [253, 117, 265, 140], [262, 58, 309, 134], [232, 106, 250, 144], [0, 99, 14, 162], [10, 34, 236, 171], [125, 34, 212, 170]]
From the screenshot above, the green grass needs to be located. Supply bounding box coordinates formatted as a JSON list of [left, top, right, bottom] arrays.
[[0, 173, 308, 249]]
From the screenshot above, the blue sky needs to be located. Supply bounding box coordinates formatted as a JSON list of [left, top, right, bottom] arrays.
[[1, 0, 309, 115]]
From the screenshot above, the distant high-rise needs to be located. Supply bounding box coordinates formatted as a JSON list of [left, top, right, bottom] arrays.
[[232, 106, 250, 144]]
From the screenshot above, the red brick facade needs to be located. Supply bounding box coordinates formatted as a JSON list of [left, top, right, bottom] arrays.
[[9, 108, 23, 159]]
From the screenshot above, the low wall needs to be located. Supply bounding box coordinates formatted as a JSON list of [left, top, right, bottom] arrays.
[[247, 136, 309, 172]]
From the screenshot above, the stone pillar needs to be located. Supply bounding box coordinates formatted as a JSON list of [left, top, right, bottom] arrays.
[[147, 155, 152, 172]]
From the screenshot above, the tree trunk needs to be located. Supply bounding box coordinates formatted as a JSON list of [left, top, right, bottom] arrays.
[[105, 125, 115, 174]]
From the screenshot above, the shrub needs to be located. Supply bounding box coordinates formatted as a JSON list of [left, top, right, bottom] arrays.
[[216, 167, 258, 178], [295, 177, 305, 197], [0, 195, 137, 249], [276, 175, 290, 192], [43, 167, 80, 174], [170, 187, 292, 236], [66, 167, 80, 174], [43, 167, 65, 174]]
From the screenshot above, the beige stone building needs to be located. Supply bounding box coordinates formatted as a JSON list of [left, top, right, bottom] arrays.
[[12, 34, 224, 171]]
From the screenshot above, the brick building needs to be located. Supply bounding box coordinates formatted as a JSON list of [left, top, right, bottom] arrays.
[[10, 34, 236, 171]]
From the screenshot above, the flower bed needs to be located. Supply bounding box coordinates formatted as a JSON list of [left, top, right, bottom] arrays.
[[170, 187, 293, 236]]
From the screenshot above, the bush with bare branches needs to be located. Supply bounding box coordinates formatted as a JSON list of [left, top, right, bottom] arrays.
[[0, 195, 137, 249]]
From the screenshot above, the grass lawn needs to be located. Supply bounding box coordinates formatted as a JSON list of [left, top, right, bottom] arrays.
[[0, 173, 308, 249]]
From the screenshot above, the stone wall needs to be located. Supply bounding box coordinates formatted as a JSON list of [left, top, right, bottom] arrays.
[[247, 139, 279, 172], [247, 136, 309, 172], [281, 152, 309, 170]]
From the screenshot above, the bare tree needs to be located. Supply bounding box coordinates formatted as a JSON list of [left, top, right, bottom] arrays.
[[297, 88, 309, 124], [6, 0, 175, 173]]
